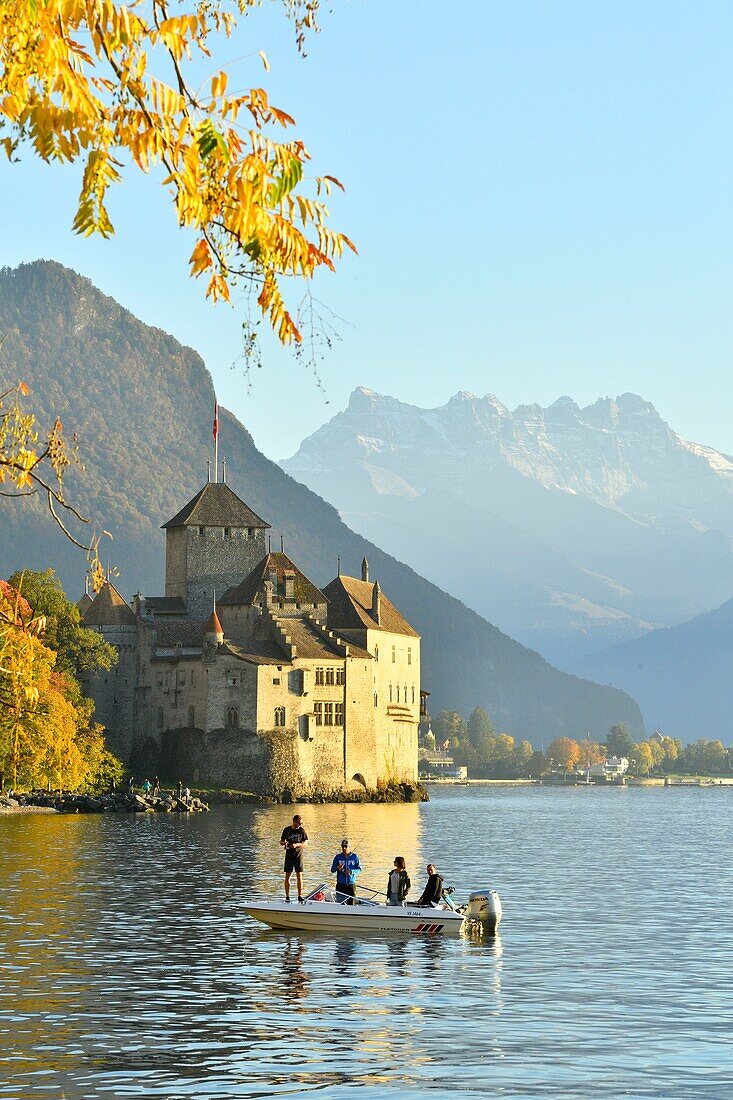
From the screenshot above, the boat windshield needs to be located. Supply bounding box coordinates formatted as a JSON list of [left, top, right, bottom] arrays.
[[304, 883, 382, 907]]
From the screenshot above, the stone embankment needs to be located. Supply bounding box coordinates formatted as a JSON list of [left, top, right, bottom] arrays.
[[0, 790, 210, 814], [207, 782, 429, 805]]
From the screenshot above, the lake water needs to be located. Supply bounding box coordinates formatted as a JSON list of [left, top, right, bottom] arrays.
[[1, 785, 732, 1099]]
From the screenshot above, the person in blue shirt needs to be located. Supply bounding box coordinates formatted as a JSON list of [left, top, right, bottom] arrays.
[[330, 838, 361, 904]]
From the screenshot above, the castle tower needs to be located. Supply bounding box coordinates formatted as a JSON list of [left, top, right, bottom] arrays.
[[78, 580, 138, 761], [162, 483, 270, 619]]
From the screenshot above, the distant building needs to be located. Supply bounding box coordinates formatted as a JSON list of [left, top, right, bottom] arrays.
[[79, 480, 421, 798], [589, 756, 629, 779]]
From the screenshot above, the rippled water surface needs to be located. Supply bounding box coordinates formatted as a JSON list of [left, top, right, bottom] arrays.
[[2, 786, 733, 1099]]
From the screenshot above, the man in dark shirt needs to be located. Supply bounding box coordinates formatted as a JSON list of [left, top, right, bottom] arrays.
[[416, 863, 444, 907], [280, 814, 308, 902]]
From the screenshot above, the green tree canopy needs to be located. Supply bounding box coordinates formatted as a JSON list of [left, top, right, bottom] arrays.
[[467, 706, 496, 757], [607, 723, 633, 758], [8, 569, 115, 678]]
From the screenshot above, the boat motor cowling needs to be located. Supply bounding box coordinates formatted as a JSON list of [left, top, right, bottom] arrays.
[[464, 890, 503, 932]]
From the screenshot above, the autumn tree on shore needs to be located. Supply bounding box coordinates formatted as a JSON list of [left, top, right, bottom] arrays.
[[0, 575, 121, 790]]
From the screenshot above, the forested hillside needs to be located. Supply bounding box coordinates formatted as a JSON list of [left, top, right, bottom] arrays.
[[0, 260, 643, 741]]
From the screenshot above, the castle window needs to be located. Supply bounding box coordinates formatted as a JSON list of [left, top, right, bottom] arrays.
[[248, 527, 254, 538], [325, 667, 335, 686], [273, 677, 281, 686], [374, 645, 379, 661], [314, 702, 323, 726], [188, 705, 195, 727], [407, 648, 412, 666], [336, 668, 345, 685], [392, 645, 396, 664], [412, 685, 415, 704], [389, 683, 393, 703], [404, 684, 408, 703], [224, 527, 231, 538], [315, 667, 325, 685], [198, 526, 205, 535], [226, 671, 239, 687], [374, 692, 378, 708], [335, 702, 345, 726], [396, 685, 400, 703], [226, 707, 239, 728], [157, 708, 164, 729], [324, 702, 334, 726], [274, 706, 286, 727]]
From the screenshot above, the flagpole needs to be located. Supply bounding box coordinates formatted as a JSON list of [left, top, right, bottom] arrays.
[[213, 401, 219, 483]]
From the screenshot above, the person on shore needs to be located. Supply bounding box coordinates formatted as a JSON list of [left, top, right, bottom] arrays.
[[127, 776, 135, 793], [177, 780, 183, 799], [280, 814, 308, 902], [386, 856, 410, 906], [153, 775, 160, 797], [330, 839, 361, 905], [182, 786, 191, 804], [142, 778, 151, 796], [416, 864, 444, 907]]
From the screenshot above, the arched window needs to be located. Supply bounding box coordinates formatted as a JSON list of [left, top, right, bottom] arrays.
[[389, 683, 393, 703], [274, 706, 286, 727], [396, 684, 400, 703], [226, 706, 239, 728], [373, 692, 378, 708], [374, 645, 379, 662], [188, 705, 195, 727]]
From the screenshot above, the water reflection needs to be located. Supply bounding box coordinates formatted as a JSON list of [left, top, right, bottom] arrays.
[[2, 789, 733, 1098]]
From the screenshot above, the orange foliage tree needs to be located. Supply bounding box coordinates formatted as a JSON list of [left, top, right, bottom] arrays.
[[0, 0, 355, 345], [547, 737, 582, 772]]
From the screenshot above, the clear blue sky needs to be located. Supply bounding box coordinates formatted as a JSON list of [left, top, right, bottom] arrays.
[[3, 1, 733, 460]]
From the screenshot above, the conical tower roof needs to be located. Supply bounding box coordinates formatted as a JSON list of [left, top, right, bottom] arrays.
[[206, 609, 224, 636], [81, 581, 136, 626]]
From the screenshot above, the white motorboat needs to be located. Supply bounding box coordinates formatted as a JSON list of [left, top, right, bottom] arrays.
[[243, 883, 502, 937]]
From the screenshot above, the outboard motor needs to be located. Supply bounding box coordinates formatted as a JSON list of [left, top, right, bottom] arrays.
[[464, 890, 503, 933]]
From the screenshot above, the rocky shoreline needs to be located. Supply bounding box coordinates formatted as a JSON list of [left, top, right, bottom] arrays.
[[0, 790, 210, 814], [0, 781, 427, 813]]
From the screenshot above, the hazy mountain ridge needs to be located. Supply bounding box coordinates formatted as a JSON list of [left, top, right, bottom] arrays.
[[283, 386, 733, 664], [571, 597, 733, 741], [0, 260, 642, 741]]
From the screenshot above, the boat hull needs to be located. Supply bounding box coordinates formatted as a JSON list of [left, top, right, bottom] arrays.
[[244, 900, 466, 937]]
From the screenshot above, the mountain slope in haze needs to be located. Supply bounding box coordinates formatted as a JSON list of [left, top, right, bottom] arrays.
[[282, 387, 733, 665], [0, 260, 642, 741], [571, 598, 733, 741]]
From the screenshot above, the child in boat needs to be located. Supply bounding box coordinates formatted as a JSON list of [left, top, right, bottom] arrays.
[[386, 857, 411, 906]]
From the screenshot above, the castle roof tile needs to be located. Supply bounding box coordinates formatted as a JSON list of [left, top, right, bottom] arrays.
[[162, 482, 270, 530], [323, 575, 419, 637]]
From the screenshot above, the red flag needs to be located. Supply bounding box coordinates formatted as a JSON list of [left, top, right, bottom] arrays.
[[213, 401, 219, 440]]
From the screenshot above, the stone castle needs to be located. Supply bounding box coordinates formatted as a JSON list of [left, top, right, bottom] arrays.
[[78, 477, 422, 799]]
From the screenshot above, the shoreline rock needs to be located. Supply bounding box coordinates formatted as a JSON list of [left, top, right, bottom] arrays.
[[1, 789, 210, 814]]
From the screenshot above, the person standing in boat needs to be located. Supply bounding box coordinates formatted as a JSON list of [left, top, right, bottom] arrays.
[[281, 814, 308, 903], [330, 838, 361, 904], [416, 864, 444, 907], [386, 856, 411, 906]]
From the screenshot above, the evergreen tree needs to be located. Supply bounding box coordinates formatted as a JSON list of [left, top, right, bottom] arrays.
[[467, 706, 496, 759], [607, 723, 633, 758]]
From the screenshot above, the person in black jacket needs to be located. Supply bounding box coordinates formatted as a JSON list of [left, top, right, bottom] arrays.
[[386, 856, 411, 906], [415, 864, 443, 907]]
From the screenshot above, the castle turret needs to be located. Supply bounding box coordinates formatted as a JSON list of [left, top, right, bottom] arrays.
[[361, 556, 370, 583], [162, 482, 270, 618], [205, 608, 224, 645]]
